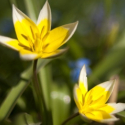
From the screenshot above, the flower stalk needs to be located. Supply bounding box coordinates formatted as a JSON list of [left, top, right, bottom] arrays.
[[61, 112, 79, 125], [33, 59, 47, 124]]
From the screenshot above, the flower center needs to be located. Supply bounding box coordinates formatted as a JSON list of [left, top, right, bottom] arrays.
[[20, 26, 49, 53]]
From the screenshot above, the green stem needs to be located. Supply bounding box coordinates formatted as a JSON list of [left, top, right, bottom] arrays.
[[33, 59, 47, 124], [39, 66, 53, 125], [24, 0, 37, 22], [61, 112, 79, 125]]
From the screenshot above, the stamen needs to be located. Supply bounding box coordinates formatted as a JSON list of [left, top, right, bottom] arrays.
[[18, 42, 32, 51], [21, 33, 35, 52], [43, 43, 49, 49], [21, 34, 28, 40], [27, 36, 35, 52], [40, 26, 45, 38], [30, 26, 35, 40], [42, 32, 49, 41], [41, 32, 49, 50]]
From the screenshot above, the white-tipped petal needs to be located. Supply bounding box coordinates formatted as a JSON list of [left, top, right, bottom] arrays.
[[13, 4, 30, 23], [37, 1, 51, 26], [61, 21, 78, 44], [20, 53, 38, 60], [78, 65, 88, 92], [73, 84, 83, 110], [41, 48, 68, 58], [98, 80, 115, 94], [20, 50, 40, 60], [74, 84, 79, 102], [100, 115, 119, 123], [107, 103, 125, 114], [12, 4, 39, 48], [0, 36, 20, 51], [84, 80, 115, 105]]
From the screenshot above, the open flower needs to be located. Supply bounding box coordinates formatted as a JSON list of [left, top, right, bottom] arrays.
[[0, 1, 78, 60], [74, 65, 125, 123]]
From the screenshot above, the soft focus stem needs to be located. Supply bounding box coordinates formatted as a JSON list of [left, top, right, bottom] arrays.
[[61, 112, 79, 125], [33, 59, 47, 124], [24, 0, 37, 22]]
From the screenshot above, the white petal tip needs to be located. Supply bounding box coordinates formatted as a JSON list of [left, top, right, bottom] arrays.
[[20, 54, 38, 60], [12, 4, 18, 23], [45, 0, 49, 5], [12, 4, 17, 14], [99, 80, 115, 92], [108, 103, 125, 114], [61, 21, 78, 43], [73, 84, 79, 99], [43, 0, 50, 9], [12, 4, 27, 23], [12, 4, 15, 8], [68, 21, 79, 30], [100, 115, 119, 123], [37, 0, 51, 25], [78, 64, 88, 91], [74, 21, 79, 26], [81, 65, 86, 74], [12, 4, 16, 8]]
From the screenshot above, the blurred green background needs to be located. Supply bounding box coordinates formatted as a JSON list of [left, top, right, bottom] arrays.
[[0, 0, 125, 125]]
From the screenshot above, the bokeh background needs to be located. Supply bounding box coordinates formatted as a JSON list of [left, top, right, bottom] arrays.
[[0, 0, 125, 125]]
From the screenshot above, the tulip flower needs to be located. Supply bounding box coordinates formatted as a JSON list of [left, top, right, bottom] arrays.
[[74, 65, 125, 123], [0, 1, 78, 60]]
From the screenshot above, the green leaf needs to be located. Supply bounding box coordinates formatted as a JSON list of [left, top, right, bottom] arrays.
[[51, 84, 70, 125], [89, 31, 125, 86], [38, 65, 53, 125], [0, 59, 51, 122], [39, 65, 52, 111], [13, 113, 41, 125], [117, 111, 125, 118]]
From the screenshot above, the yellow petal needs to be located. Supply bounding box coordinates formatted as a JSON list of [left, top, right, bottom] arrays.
[[43, 21, 78, 53], [41, 48, 68, 58], [79, 65, 88, 97], [74, 84, 84, 110], [20, 49, 41, 60], [0, 36, 20, 51], [100, 115, 119, 123], [37, 1, 51, 38], [98, 104, 115, 114], [85, 110, 112, 122], [13, 5, 39, 48], [60, 21, 78, 45], [84, 80, 115, 107], [84, 87, 109, 108], [98, 80, 115, 94], [43, 26, 69, 52]]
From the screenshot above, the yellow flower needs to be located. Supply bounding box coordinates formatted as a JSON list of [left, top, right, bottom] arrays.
[[74, 65, 125, 123], [0, 1, 78, 60]]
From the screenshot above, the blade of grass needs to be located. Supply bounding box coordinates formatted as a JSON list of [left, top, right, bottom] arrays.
[[117, 111, 125, 118], [39, 65, 53, 125], [24, 0, 37, 22], [0, 59, 51, 122], [89, 31, 125, 86], [51, 84, 70, 125]]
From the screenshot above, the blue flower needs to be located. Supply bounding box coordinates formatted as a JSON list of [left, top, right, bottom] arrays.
[[69, 58, 91, 82]]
